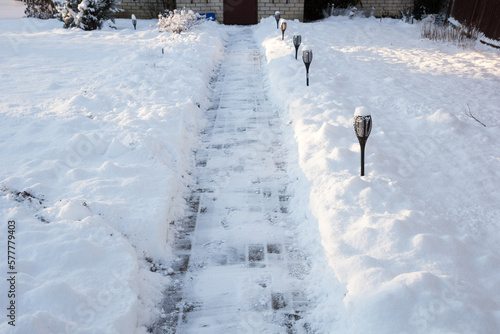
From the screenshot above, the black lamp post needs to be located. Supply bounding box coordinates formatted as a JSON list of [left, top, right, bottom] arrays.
[[302, 49, 312, 86], [275, 11, 280, 29], [132, 14, 137, 30], [353, 107, 372, 176], [293, 35, 301, 59], [280, 20, 287, 40]]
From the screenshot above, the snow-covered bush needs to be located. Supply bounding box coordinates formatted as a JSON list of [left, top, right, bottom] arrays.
[[56, 0, 122, 30], [412, 0, 446, 20], [145, 0, 175, 19], [323, 2, 373, 19], [158, 9, 205, 34], [24, 0, 55, 19], [421, 18, 479, 49]]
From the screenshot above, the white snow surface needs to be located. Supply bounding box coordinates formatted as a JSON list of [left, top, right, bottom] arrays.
[[354, 106, 370, 117], [0, 17, 225, 333], [255, 15, 500, 333], [0, 8, 499, 334]]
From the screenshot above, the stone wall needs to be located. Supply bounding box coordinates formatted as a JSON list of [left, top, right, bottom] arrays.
[[358, 0, 413, 17]]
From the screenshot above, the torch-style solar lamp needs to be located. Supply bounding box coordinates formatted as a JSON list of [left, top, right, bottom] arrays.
[[280, 20, 287, 40], [302, 49, 313, 86], [293, 35, 301, 59], [132, 14, 137, 30], [353, 107, 372, 176]]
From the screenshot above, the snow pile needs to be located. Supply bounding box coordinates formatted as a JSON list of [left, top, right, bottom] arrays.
[[0, 18, 225, 333], [158, 9, 205, 34], [255, 15, 500, 333]]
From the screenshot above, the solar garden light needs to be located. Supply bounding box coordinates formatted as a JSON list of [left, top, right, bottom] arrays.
[[280, 20, 287, 40], [353, 107, 372, 176], [131, 14, 137, 30], [275, 11, 280, 29], [302, 49, 313, 86], [293, 35, 301, 59]]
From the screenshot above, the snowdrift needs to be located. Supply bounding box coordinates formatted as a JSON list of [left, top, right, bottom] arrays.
[[0, 17, 226, 333], [255, 15, 500, 334]]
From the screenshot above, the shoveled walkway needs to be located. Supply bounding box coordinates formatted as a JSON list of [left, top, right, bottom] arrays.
[[155, 27, 311, 334]]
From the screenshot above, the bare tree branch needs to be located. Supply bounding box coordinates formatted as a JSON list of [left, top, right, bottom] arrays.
[[466, 104, 486, 127]]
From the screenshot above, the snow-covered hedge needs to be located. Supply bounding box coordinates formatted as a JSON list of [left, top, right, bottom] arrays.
[[24, 0, 55, 19], [158, 9, 205, 34], [56, 0, 122, 30]]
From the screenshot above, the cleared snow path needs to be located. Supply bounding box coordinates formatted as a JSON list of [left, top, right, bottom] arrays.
[[154, 27, 311, 334]]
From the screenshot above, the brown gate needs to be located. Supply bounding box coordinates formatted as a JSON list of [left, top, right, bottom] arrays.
[[223, 0, 258, 25]]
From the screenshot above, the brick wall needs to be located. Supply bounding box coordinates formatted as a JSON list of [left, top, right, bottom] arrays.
[[117, 0, 160, 19], [118, 0, 411, 21], [259, 0, 304, 22], [358, 0, 413, 17], [121, 0, 305, 21], [175, 0, 224, 22]]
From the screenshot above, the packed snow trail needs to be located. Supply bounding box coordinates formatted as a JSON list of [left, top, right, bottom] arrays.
[[154, 27, 311, 334]]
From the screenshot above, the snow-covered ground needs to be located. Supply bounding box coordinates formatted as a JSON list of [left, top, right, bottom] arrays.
[[256, 15, 500, 333], [1, 2, 499, 333], [0, 10, 226, 334]]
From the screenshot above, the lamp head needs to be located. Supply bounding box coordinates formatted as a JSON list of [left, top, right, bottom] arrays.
[[280, 20, 287, 32], [302, 49, 313, 65], [132, 14, 137, 29], [293, 35, 301, 47], [353, 107, 372, 140]]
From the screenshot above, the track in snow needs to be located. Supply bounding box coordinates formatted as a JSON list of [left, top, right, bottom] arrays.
[[153, 27, 311, 334]]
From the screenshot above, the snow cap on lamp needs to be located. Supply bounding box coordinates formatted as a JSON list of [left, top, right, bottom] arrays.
[[354, 106, 371, 117], [131, 14, 137, 30]]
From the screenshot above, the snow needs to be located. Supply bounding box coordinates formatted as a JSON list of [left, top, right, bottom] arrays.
[[354, 106, 371, 117], [166, 27, 314, 333], [0, 14, 226, 333], [0, 6, 499, 334], [255, 15, 500, 333]]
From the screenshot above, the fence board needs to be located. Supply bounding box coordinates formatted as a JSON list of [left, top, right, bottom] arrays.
[[450, 0, 500, 41]]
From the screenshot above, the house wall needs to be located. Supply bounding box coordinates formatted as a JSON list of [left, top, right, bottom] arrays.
[[117, 0, 412, 21], [122, 0, 305, 22], [258, 0, 304, 22], [174, 0, 225, 22], [117, 0, 162, 19]]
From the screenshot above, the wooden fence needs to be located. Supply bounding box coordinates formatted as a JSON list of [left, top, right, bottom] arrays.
[[448, 0, 500, 41]]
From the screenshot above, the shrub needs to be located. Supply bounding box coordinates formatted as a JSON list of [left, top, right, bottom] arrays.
[[56, 0, 123, 30], [421, 19, 479, 49], [331, 0, 361, 7], [158, 9, 205, 34], [305, 0, 362, 21], [24, 0, 56, 19], [145, 0, 175, 19], [413, 0, 446, 20], [304, 0, 329, 21]]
